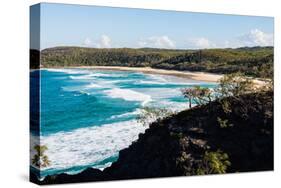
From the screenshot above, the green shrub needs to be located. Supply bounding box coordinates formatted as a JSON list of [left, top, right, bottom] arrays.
[[220, 99, 232, 113], [215, 73, 254, 98], [197, 150, 231, 175], [217, 117, 233, 128], [32, 145, 51, 168]]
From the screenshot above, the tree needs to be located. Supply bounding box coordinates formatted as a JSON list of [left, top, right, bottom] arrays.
[[136, 107, 173, 127], [181, 88, 194, 108], [181, 86, 213, 108], [215, 73, 254, 98], [32, 145, 51, 168]]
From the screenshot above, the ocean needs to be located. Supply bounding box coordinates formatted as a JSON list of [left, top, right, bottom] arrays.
[[30, 68, 217, 177]]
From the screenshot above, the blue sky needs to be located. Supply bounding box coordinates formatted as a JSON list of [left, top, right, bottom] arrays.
[[33, 3, 274, 50]]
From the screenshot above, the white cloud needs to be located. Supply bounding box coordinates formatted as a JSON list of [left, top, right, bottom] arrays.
[[187, 37, 217, 49], [83, 38, 92, 46], [98, 35, 111, 48], [237, 29, 273, 47], [185, 29, 273, 49], [138, 36, 175, 49], [82, 34, 112, 48], [82, 29, 273, 50]]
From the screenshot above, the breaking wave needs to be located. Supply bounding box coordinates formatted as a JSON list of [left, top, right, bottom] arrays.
[[31, 120, 147, 176]]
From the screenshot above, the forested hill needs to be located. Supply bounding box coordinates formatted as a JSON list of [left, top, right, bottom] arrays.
[[39, 46, 273, 78]]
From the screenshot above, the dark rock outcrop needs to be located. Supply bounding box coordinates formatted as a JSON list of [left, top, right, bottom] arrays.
[[31, 91, 273, 185]]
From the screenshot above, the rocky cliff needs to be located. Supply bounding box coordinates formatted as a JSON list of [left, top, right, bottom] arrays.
[[31, 91, 273, 184]]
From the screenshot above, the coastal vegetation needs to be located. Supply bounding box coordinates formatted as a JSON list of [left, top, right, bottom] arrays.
[[181, 86, 213, 108], [196, 150, 231, 175], [38, 46, 273, 78], [136, 107, 173, 127], [32, 145, 51, 168], [181, 73, 258, 108]]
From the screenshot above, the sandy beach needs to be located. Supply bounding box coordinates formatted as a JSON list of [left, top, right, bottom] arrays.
[[47, 65, 267, 86], [76, 66, 223, 83]]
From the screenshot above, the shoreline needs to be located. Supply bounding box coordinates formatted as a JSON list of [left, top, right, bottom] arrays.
[[43, 66, 267, 86], [68, 66, 223, 83]]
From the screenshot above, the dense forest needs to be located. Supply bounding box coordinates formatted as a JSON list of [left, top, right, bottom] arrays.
[[38, 46, 273, 78]]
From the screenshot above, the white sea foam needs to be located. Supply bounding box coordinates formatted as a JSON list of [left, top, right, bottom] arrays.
[[137, 80, 202, 86], [69, 75, 94, 80], [135, 88, 182, 100], [90, 73, 125, 78], [69, 73, 124, 80], [79, 91, 91, 95], [62, 81, 112, 95], [155, 100, 189, 112], [104, 88, 152, 105], [30, 120, 147, 173], [89, 73, 110, 77], [148, 74, 168, 82], [109, 109, 141, 120], [146, 74, 204, 85], [85, 83, 102, 88], [45, 68, 90, 75], [61, 85, 93, 94], [138, 80, 167, 85]]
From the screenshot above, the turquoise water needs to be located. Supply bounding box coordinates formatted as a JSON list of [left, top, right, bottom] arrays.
[[30, 68, 216, 177]]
